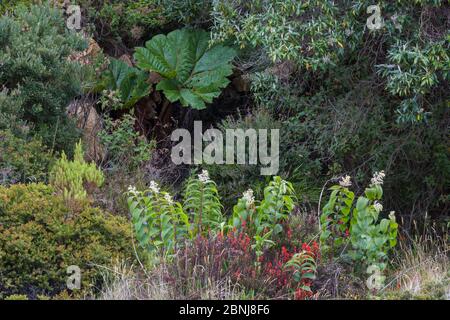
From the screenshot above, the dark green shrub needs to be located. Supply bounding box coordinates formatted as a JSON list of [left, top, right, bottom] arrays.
[[78, 0, 168, 47], [99, 113, 155, 172], [160, 0, 212, 26], [0, 88, 24, 131], [209, 52, 448, 218], [79, 0, 215, 48], [248, 61, 449, 220], [0, 3, 86, 152], [0, 183, 132, 299], [205, 109, 283, 212], [212, 0, 449, 124], [0, 130, 54, 185], [0, 0, 34, 14]]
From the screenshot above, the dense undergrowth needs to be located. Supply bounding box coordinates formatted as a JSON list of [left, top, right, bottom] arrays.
[[0, 1, 448, 300]]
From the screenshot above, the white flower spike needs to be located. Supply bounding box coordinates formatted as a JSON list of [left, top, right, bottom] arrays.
[[339, 175, 352, 187], [373, 201, 383, 213], [164, 193, 174, 205], [198, 170, 210, 183], [128, 185, 138, 195], [389, 211, 396, 221], [149, 180, 160, 194], [242, 189, 255, 207], [371, 170, 386, 186]]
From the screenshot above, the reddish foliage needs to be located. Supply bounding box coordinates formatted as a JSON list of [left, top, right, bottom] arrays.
[[261, 240, 319, 299], [173, 228, 321, 299]]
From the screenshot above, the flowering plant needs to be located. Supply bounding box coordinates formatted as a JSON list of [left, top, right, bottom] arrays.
[[127, 170, 224, 261], [183, 170, 224, 236], [127, 181, 190, 260], [128, 172, 320, 298], [320, 171, 398, 274], [230, 176, 296, 260], [319, 176, 355, 256], [349, 172, 398, 272]]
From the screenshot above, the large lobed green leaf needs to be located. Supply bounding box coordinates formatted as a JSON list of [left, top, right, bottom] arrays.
[[103, 59, 151, 109], [134, 28, 236, 110]]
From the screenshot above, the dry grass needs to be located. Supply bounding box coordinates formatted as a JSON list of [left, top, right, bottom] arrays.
[[381, 222, 449, 299], [98, 262, 170, 300], [97, 260, 247, 300]]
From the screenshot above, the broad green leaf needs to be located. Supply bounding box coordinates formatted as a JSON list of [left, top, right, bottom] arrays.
[[102, 59, 151, 109], [379, 219, 390, 233], [134, 28, 237, 110]]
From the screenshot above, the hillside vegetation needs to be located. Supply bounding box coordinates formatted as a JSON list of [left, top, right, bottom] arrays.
[[0, 1, 448, 300]]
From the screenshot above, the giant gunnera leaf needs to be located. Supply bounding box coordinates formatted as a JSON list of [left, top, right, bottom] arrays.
[[101, 59, 151, 109], [134, 29, 237, 110]]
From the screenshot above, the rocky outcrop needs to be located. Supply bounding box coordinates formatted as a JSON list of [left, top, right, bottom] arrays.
[[66, 97, 105, 163]]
